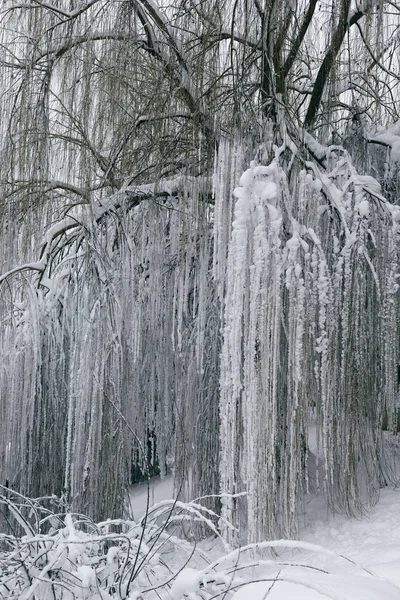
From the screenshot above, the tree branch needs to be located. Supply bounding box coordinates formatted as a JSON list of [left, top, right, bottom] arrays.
[[0, 173, 213, 285], [5, 180, 91, 203], [4, 0, 101, 19], [282, 0, 318, 80], [0, 218, 78, 285], [304, 0, 365, 129]]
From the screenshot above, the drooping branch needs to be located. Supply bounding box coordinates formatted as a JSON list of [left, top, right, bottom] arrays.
[[260, 0, 277, 117], [3, 0, 101, 20], [6, 180, 91, 203], [0, 217, 79, 285], [0, 174, 213, 285]]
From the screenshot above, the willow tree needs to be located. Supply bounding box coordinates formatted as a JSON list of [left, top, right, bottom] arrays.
[[0, 0, 400, 540]]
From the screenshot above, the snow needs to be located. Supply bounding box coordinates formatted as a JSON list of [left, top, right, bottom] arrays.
[[358, 199, 370, 217], [229, 485, 400, 599], [127, 464, 400, 599], [392, 139, 400, 162], [128, 474, 174, 519], [267, 203, 282, 232], [352, 175, 381, 194], [76, 565, 96, 587], [231, 580, 326, 599], [231, 572, 400, 600], [170, 568, 202, 599], [303, 131, 328, 160], [367, 122, 400, 164]]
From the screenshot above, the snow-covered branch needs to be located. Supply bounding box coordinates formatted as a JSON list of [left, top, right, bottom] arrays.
[[366, 121, 400, 162], [0, 174, 212, 286], [0, 218, 79, 285], [96, 174, 212, 216]]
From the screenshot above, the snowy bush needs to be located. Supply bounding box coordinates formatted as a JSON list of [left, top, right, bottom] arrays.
[[0, 488, 223, 599], [1, 490, 400, 600]]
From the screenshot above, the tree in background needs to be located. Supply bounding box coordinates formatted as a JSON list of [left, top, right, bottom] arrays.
[[0, 0, 400, 540]]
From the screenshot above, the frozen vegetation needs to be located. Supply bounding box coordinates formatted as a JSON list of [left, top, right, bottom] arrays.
[[2, 464, 400, 599], [1, 4, 400, 598], [2, 140, 400, 542]]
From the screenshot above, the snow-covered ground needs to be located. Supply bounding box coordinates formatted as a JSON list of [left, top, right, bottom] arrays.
[[301, 486, 400, 588], [128, 474, 174, 520], [129, 467, 400, 599], [252, 485, 400, 599]]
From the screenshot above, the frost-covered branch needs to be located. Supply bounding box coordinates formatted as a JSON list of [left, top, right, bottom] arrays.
[[365, 122, 400, 162], [97, 174, 212, 215], [0, 218, 79, 285], [0, 174, 213, 285]]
